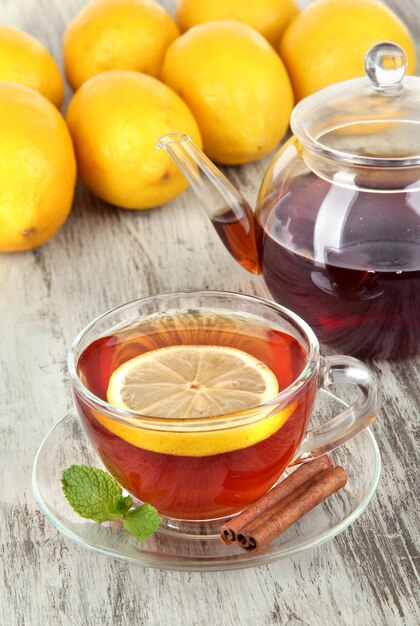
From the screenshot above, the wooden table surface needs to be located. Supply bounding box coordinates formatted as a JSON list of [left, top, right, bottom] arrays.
[[1, 0, 419, 624]]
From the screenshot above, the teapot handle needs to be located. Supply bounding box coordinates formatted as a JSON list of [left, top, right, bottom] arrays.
[[292, 355, 379, 464]]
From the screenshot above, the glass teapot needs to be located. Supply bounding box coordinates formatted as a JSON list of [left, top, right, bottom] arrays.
[[158, 43, 420, 360]]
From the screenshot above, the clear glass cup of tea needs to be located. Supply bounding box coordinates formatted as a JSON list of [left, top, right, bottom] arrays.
[[68, 291, 378, 527]]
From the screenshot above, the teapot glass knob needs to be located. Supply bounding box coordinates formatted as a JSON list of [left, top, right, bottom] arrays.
[[364, 42, 407, 93]]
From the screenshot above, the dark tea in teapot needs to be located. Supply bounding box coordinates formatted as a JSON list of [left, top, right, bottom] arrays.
[[256, 171, 420, 360], [211, 202, 260, 274]]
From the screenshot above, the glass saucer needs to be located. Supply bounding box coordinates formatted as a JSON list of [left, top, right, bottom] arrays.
[[32, 390, 381, 572]]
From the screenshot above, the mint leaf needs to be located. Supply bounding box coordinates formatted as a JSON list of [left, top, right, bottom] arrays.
[[61, 465, 161, 541], [110, 495, 134, 518], [62, 465, 132, 523], [122, 504, 162, 541]]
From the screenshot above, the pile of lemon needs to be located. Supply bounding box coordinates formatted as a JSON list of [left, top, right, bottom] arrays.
[[0, 0, 416, 252]]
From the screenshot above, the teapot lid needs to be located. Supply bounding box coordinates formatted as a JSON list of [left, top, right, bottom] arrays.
[[291, 42, 420, 167]]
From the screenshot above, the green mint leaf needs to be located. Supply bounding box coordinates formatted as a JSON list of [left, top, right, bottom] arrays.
[[62, 465, 129, 523], [110, 495, 134, 517], [61, 466, 161, 542], [122, 504, 162, 541]]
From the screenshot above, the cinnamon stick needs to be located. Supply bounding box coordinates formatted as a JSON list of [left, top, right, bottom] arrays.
[[236, 467, 333, 544], [235, 472, 327, 539], [220, 455, 333, 545], [237, 466, 348, 551]]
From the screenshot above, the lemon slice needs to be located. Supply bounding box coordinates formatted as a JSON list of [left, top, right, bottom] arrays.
[[95, 345, 296, 457], [107, 345, 279, 417]]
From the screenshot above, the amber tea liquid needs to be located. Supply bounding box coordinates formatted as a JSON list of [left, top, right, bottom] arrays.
[[76, 310, 313, 520]]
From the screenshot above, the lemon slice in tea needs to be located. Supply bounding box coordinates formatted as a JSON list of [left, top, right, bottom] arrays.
[[107, 345, 279, 417], [100, 345, 295, 456]]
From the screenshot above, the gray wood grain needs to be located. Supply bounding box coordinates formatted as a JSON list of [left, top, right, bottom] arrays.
[[0, 0, 419, 625]]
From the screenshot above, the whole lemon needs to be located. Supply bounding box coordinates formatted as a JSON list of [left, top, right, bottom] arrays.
[[65, 71, 202, 210], [0, 83, 76, 253], [161, 22, 294, 165], [63, 0, 179, 92], [280, 0, 417, 101], [176, 0, 299, 46], [0, 25, 63, 107]]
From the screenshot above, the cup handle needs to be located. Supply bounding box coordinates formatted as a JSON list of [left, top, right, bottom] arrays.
[[292, 355, 379, 464]]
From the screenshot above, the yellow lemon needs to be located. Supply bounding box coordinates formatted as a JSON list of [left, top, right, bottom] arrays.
[[161, 22, 294, 165], [0, 25, 63, 108], [102, 344, 293, 456], [0, 83, 76, 253], [176, 0, 299, 47], [65, 70, 202, 210], [280, 0, 417, 101], [63, 0, 180, 91], [107, 345, 279, 417]]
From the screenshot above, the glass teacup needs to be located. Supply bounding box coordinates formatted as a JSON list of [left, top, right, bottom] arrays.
[[68, 291, 378, 524]]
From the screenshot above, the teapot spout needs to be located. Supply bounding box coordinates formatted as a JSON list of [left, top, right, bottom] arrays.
[[157, 133, 260, 274]]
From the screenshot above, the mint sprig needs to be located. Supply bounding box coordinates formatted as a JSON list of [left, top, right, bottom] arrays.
[[123, 503, 163, 541], [62, 465, 161, 541]]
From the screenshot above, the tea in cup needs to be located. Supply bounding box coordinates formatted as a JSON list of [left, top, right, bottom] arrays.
[[68, 291, 378, 523]]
